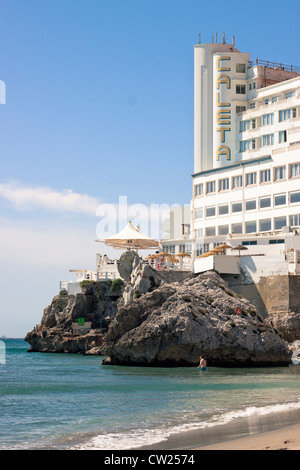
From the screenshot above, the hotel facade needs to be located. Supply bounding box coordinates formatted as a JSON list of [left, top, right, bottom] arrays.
[[162, 38, 300, 274]]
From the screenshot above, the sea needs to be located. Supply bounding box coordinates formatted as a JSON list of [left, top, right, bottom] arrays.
[[1, 338, 300, 450]]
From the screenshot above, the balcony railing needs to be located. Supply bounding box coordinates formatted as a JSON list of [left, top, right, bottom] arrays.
[[249, 59, 300, 74]]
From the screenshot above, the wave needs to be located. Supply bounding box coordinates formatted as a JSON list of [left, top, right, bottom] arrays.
[[73, 400, 300, 450]]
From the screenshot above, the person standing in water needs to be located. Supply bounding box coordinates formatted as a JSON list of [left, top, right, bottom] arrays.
[[198, 356, 207, 371]]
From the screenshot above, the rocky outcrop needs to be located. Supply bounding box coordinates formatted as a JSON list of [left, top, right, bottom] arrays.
[[267, 311, 300, 343], [25, 252, 293, 366], [101, 272, 292, 367], [25, 281, 121, 354], [26, 327, 104, 354]]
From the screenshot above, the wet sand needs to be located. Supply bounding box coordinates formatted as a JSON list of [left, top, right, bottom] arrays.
[[197, 422, 300, 450], [138, 407, 300, 451]]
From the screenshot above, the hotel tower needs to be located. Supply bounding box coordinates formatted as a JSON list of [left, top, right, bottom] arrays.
[[162, 36, 300, 272]]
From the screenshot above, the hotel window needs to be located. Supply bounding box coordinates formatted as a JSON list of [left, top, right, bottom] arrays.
[[236, 106, 246, 113], [250, 102, 256, 109], [195, 183, 203, 196], [243, 241, 257, 246], [179, 244, 192, 254], [285, 91, 296, 99], [259, 197, 271, 209], [245, 221, 257, 234], [290, 214, 300, 226], [262, 113, 274, 126], [269, 239, 285, 244], [236, 84, 246, 94], [260, 169, 271, 183], [218, 204, 229, 216], [196, 243, 210, 256], [274, 166, 286, 181], [162, 245, 175, 255], [246, 172, 257, 186], [219, 225, 229, 236], [274, 216, 287, 230], [262, 134, 274, 147], [232, 175, 243, 189], [279, 130, 287, 143], [253, 82, 256, 89], [206, 206, 216, 218], [252, 119, 256, 129], [232, 223, 243, 234], [265, 99, 269, 105], [219, 178, 229, 191], [274, 194, 286, 206], [279, 108, 296, 122], [195, 208, 203, 219], [272, 96, 278, 103], [246, 200, 256, 211], [195, 228, 203, 238], [205, 227, 216, 237], [240, 140, 251, 152], [232, 202, 243, 213], [290, 191, 300, 204], [240, 120, 251, 132], [260, 219, 272, 232], [206, 181, 216, 194], [236, 63, 246, 73], [289, 163, 300, 178]]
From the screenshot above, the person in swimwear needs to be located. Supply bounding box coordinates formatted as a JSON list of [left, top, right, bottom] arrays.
[[197, 356, 207, 371]]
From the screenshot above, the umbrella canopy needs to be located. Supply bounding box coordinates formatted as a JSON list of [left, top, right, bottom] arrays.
[[176, 252, 191, 258], [210, 246, 225, 254], [231, 244, 249, 256], [97, 221, 159, 251], [218, 243, 232, 249], [168, 257, 179, 263], [156, 251, 171, 257], [197, 251, 214, 258]]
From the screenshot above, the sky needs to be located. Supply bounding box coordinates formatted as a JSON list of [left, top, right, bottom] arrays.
[[1, 0, 300, 337]]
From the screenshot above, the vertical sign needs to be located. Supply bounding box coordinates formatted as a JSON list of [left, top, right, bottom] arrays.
[[215, 56, 232, 162]]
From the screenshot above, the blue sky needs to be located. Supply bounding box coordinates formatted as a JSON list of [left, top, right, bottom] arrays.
[[1, 0, 300, 337]]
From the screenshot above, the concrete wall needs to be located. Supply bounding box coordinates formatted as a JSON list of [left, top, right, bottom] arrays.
[[194, 255, 240, 275]]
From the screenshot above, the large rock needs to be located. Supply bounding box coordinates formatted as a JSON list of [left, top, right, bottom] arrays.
[[25, 281, 120, 354], [101, 272, 292, 367], [117, 251, 140, 281], [267, 311, 300, 343], [26, 326, 104, 354]]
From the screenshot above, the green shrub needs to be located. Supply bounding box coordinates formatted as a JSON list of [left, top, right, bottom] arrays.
[[59, 289, 68, 296], [110, 278, 124, 292], [80, 280, 96, 288]]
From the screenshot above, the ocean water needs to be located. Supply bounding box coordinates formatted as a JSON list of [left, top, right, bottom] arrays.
[[1, 338, 300, 450]]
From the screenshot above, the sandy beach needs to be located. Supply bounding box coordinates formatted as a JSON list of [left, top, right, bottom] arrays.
[[197, 423, 300, 450]]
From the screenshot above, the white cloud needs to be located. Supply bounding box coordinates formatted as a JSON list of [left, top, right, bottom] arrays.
[[0, 182, 100, 215]]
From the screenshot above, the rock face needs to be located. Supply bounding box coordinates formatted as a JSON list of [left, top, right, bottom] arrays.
[[101, 272, 292, 367], [25, 327, 104, 354], [267, 311, 300, 343], [25, 252, 293, 367], [25, 281, 121, 354]]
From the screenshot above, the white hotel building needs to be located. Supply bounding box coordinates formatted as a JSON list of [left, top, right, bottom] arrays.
[[162, 38, 300, 278]]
